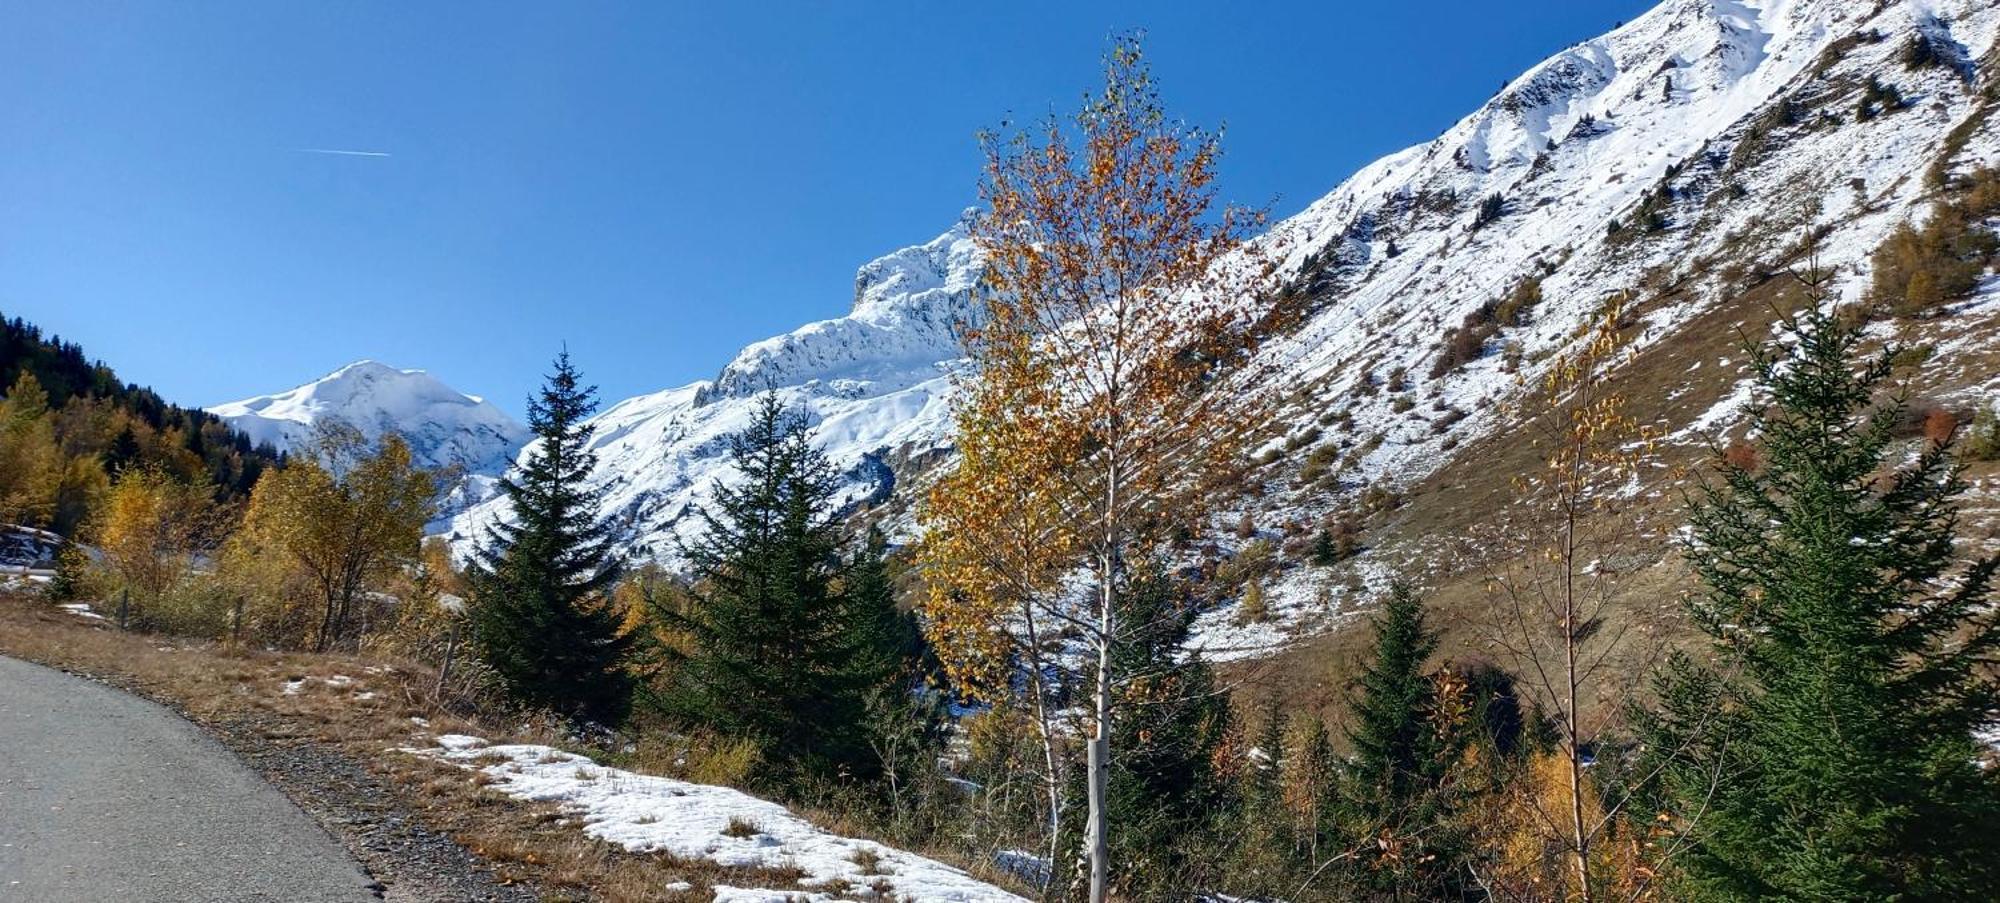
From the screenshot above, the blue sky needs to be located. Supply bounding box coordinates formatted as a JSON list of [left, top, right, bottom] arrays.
[[2, 0, 1654, 418]]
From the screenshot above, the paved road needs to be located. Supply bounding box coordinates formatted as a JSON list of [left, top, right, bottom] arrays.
[[0, 655, 381, 902]]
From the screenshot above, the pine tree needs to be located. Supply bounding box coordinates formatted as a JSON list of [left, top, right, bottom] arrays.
[[844, 525, 944, 800], [843, 525, 924, 697], [1340, 583, 1463, 896], [469, 352, 633, 725], [667, 392, 895, 783], [1648, 284, 2000, 899], [1224, 699, 1304, 899], [1281, 716, 1338, 865], [1093, 565, 1233, 897]]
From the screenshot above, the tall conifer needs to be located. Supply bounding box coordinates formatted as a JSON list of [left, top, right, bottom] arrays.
[[1648, 285, 2000, 899], [1340, 584, 1465, 897], [668, 393, 903, 782], [469, 352, 633, 725]]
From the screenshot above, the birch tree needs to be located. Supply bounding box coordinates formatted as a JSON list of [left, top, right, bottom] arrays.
[[920, 35, 1274, 901], [1485, 299, 1660, 901]]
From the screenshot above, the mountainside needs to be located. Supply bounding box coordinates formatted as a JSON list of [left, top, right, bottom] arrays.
[[1, 312, 285, 525], [443, 218, 980, 558], [209, 361, 530, 476], [455, 0, 2000, 661], [1184, 0, 2000, 658]]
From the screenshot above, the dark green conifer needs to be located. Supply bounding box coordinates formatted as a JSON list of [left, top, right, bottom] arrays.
[[1646, 286, 2000, 899], [1339, 583, 1464, 896], [469, 351, 633, 725], [666, 393, 904, 783], [1098, 566, 1234, 895]]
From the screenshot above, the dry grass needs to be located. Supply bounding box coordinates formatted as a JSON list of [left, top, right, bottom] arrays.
[[1231, 265, 2000, 730]]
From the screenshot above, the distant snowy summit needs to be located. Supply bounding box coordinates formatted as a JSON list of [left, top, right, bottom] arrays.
[[208, 360, 531, 477], [444, 216, 983, 560]]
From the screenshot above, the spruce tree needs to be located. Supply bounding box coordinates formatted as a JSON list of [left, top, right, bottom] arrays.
[[1096, 566, 1233, 896], [668, 393, 898, 783], [469, 351, 633, 726], [1647, 289, 2000, 899], [1339, 583, 1464, 896], [843, 525, 924, 696]]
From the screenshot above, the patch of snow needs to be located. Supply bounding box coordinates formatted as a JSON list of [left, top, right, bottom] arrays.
[[405, 735, 1025, 902]]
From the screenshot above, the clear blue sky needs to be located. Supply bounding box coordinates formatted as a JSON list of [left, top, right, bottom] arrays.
[[2, 0, 1654, 418]]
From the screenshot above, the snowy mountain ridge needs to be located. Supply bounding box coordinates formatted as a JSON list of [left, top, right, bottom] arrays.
[[443, 218, 981, 559], [208, 360, 531, 477]]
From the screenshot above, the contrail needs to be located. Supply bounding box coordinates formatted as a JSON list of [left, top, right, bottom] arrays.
[[294, 148, 392, 157]]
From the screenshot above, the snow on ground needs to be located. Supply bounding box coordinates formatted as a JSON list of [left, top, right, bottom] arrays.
[[404, 734, 1026, 902]]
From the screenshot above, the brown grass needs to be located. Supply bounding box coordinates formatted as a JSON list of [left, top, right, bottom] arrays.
[[1229, 258, 2000, 731]]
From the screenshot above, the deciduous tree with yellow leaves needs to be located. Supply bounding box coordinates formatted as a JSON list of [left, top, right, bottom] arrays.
[[236, 421, 435, 652], [1484, 298, 1661, 902], [95, 465, 219, 615], [0, 372, 63, 527], [919, 34, 1276, 901]]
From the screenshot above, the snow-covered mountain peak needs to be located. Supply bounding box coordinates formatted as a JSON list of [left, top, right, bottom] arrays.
[[704, 219, 981, 403], [448, 221, 980, 560], [209, 361, 530, 476]]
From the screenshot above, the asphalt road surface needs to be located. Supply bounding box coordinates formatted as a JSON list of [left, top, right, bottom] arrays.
[[0, 655, 381, 902]]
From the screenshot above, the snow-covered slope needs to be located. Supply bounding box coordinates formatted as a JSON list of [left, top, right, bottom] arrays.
[[445, 217, 980, 559], [210, 361, 530, 476], [455, 0, 2000, 663], [1182, 0, 2000, 657], [408, 734, 1026, 901]]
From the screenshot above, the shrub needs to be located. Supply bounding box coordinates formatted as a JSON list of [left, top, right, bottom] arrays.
[[1359, 482, 1403, 514], [1869, 169, 2000, 317], [1902, 33, 1941, 71], [1234, 582, 1270, 626], [1215, 539, 1277, 590], [1472, 193, 1507, 230], [1493, 277, 1543, 326], [1965, 405, 2000, 462], [690, 735, 766, 787], [1856, 76, 1905, 121], [1433, 276, 1543, 378], [1298, 444, 1340, 485], [1433, 321, 1489, 378]]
